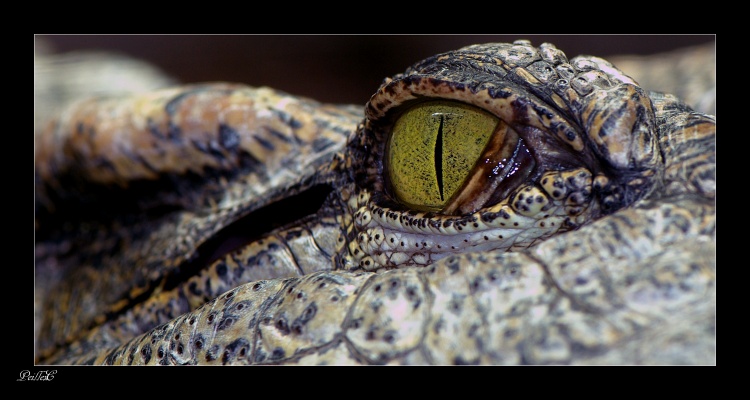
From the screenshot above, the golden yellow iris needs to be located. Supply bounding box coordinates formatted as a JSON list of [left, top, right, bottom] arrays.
[[387, 101, 500, 212]]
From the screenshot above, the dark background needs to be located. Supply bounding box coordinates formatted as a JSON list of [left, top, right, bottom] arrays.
[[36, 34, 715, 106]]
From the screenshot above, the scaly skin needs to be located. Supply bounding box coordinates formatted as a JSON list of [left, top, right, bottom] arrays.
[[34, 40, 715, 365]]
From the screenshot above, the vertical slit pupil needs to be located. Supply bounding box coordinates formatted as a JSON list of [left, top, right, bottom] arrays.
[[435, 115, 444, 201]]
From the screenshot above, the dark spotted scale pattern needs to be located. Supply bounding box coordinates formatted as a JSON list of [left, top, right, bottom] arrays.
[[35, 40, 715, 365]]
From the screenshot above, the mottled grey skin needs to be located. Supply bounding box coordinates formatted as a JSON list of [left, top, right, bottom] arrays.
[[34, 40, 715, 365]]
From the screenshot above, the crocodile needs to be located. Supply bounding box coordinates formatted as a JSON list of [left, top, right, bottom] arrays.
[[34, 39, 716, 365]]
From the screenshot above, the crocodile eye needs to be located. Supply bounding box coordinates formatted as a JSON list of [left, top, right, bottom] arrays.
[[386, 100, 532, 215], [387, 101, 499, 212]]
